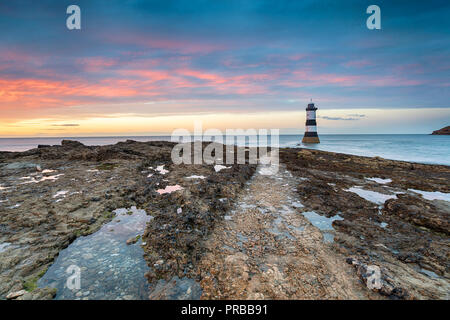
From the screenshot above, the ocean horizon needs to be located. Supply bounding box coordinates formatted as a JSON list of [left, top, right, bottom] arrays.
[[0, 134, 449, 166]]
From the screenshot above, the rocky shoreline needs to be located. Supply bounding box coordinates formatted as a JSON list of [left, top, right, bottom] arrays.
[[0, 140, 448, 300], [280, 148, 449, 299], [0, 140, 256, 300]]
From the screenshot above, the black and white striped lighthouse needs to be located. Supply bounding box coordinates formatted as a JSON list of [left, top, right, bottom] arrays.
[[301, 101, 320, 144]]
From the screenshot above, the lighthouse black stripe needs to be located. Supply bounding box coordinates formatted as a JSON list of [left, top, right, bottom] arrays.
[[306, 120, 317, 125], [304, 132, 318, 137]]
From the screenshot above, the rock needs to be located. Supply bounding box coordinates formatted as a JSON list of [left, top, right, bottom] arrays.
[[346, 258, 408, 298], [126, 237, 138, 245], [280, 147, 448, 299], [61, 140, 85, 148], [148, 276, 202, 300], [6, 290, 27, 299], [431, 126, 450, 135]]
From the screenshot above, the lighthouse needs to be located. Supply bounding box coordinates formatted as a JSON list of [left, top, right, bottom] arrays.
[[301, 101, 320, 144]]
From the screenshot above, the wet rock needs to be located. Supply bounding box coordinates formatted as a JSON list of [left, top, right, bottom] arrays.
[[126, 237, 138, 245], [346, 258, 409, 299], [281, 148, 449, 299], [61, 140, 85, 148], [6, 289, 27, 299], [148, 276, 202, 300], [0, 140, 181, 299]]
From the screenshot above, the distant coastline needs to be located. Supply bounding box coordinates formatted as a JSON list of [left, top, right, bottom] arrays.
[[1, 134, 449, 166], [431, 126, 450, 135]]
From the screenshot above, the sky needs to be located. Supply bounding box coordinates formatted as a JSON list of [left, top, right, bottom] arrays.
[[0, 0, 449, 137]]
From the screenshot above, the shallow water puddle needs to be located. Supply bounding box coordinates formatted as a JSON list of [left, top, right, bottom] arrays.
[[302, 211, 344, 231], [38, 207, 152, 300], [408, 189, 450, 202], [301, 211, 344, 243], [345, 186, 397, 204], [268, 217, 296, 240]]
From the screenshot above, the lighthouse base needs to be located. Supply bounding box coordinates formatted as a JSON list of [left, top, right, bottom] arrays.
[[302, 136, 320, 144]]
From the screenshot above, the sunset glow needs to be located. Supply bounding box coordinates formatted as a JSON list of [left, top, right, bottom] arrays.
[[1, 1, 449, 136]]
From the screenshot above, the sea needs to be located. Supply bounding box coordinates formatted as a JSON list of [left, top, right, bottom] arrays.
[[0, 134, 449, 166]]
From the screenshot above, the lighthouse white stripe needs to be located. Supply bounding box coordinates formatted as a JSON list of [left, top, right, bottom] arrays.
[[306, 125, 317, 132], [306, 111, 316, 119]]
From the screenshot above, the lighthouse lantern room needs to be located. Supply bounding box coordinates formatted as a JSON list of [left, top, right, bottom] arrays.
[[301, 101, 320, 144]]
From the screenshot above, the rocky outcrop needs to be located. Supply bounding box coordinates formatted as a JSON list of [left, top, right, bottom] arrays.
[[0, 140, 256, 300], [280, 148, 450, 299], [1, 140, 448, 300], [431, 126, 450, 135], [140, 143, 257, 284]]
